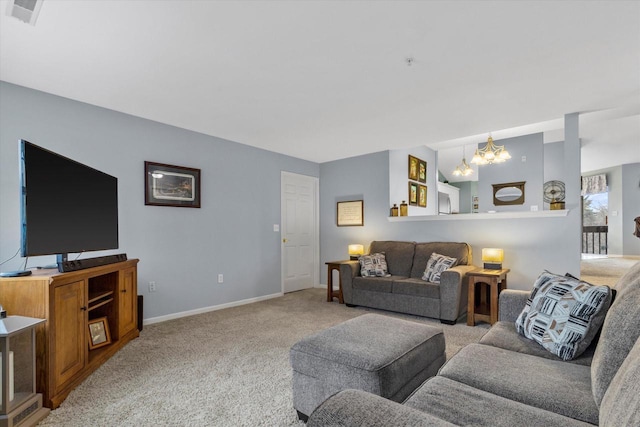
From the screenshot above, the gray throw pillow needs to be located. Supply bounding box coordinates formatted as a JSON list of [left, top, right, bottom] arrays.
[[359, 252, 390, 277], [515, 270, 612, 361], [421, 252, 457, 283]]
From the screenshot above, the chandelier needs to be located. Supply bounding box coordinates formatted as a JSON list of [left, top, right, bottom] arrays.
[[452, 147, 473, 177], [470, 135, 511, 165]]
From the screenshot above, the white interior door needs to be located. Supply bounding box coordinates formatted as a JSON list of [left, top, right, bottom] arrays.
[[281, 172, 319, 293]]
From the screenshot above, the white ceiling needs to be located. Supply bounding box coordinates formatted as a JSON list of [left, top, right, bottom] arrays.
[[1, 1, 639, 169]]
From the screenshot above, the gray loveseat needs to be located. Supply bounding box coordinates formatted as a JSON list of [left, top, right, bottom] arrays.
[[309, 261, 640, 426], [340, 241, 474, 324]]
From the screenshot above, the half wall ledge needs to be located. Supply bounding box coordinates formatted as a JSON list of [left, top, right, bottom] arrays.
[[388, 210, 570, 222]]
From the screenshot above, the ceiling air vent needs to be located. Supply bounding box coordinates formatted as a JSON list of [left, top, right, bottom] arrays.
[[6, 0, 44, 26]]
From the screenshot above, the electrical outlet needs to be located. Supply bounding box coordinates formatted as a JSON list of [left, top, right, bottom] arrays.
[[148, 281, 157, 292], [218, 274, 224, 284]]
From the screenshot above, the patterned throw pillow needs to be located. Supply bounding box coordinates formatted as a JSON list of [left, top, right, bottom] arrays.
[[515, 271, 612, 361], [359, 252, 390, 277], [422, 252, 457, 283]]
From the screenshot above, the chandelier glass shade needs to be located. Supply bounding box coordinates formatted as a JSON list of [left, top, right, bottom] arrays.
[[470, 135, 511, 165], [452, 147, 473, 177]]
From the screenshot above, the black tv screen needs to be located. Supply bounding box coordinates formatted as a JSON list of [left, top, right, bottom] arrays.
[[20, 140, 119, 257]]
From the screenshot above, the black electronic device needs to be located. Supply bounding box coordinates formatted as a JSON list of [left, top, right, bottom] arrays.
[[20, 140, 120, 272], [57, 253, 127, 272]]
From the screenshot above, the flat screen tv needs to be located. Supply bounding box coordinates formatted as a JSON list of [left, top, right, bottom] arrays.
[[20, 140, 119, 263]]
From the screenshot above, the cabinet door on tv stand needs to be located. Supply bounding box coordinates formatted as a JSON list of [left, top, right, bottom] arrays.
[[52, 280, 86, 393], [118, 267, 137, 337]]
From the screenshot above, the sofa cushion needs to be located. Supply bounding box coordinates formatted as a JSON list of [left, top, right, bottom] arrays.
[[307, 389, 456, 427], [421, 252, 457, 283], [359, 252, 390, 277], [405, 376, 593, 427], [599, 335, 640, 427], [479, 321, 594, 366], [515, 271, 611, 361], [411, 242, 470, 278], [392, 278, 440, 299], [438, 343, 598, 424], [611, 259, 640, 296], [591, 260, 640, 406], [352, 276, 399, 293], [369, 241, 415, 276]]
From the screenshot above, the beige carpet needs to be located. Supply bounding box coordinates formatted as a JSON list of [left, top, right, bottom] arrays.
[[37, 288, 489, 427], [581, 256, 639, 287]]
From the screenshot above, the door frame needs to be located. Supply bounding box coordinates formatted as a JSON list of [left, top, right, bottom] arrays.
[[280, 171, 320, 293]]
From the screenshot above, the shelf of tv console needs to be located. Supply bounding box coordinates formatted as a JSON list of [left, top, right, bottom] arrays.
[[88, 290, 114, 309], [388, 209, 569, 222]]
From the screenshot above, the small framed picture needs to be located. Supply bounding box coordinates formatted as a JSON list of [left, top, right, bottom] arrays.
[[418, 160, 427, 183], [418, 184, 427, 207], [88, 317, 111, 350], [145, 161, 201, 208], [408, 155, 419, 181], [337, 200, 364, 226], [409, 182, 418, 206]]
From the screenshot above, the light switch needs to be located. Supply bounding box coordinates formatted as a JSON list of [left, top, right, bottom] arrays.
[[273, 224, 280, 232]]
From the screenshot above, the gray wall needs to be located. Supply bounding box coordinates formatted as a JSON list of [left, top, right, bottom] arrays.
[[319, 151, 390, 281], [319, 129, 581, 290], [0, 82, 319, 319], [622, 163, 640, 255], [478, 133, 544, 212]]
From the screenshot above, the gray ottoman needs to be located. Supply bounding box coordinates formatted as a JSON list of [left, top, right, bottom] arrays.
[[290, 313, 445, 421]]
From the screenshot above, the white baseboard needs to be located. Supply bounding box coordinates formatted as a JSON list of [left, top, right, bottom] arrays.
[[143, 292, 283, 326], [315, 284, 340, 291], [587, 254, 640, 260]]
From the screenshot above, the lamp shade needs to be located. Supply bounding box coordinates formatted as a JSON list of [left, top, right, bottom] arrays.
[[348, 244, 364, 260], [482, 248, 504, 270]]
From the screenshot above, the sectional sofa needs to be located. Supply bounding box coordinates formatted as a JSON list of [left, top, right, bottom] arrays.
[[339, 241, 474, 324], [308, 261, 640, 426]]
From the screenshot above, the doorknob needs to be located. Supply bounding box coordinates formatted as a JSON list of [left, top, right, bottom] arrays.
[[282, 238, 288, 243]]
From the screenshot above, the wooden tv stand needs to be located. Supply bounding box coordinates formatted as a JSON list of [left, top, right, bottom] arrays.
[[0, 259, 139, 409]]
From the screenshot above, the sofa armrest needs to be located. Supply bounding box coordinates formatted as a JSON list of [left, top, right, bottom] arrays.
[[498, 289, 530, 322], [439, 265, 476, 322], [307, 389, 455, 427], [339, 261, 360, 304]]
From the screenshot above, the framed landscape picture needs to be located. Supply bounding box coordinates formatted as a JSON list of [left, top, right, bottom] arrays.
[[145, 161, 201, 208], [408, 155, 419, 181], [409, 182, 418, 206], [418, 184, 427, 207], [418, 160, 427, 183]]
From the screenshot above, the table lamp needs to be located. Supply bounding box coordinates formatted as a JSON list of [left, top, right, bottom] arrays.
[[482, 248, 504, 270], [348, 244, 364, 260]]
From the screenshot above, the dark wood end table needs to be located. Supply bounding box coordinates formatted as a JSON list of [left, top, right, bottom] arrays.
[[325, 261, 350, 304], [467, 268, 510, 326]]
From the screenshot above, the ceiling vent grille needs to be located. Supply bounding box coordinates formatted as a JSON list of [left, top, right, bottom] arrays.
[[6, 0, 44, 26]]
